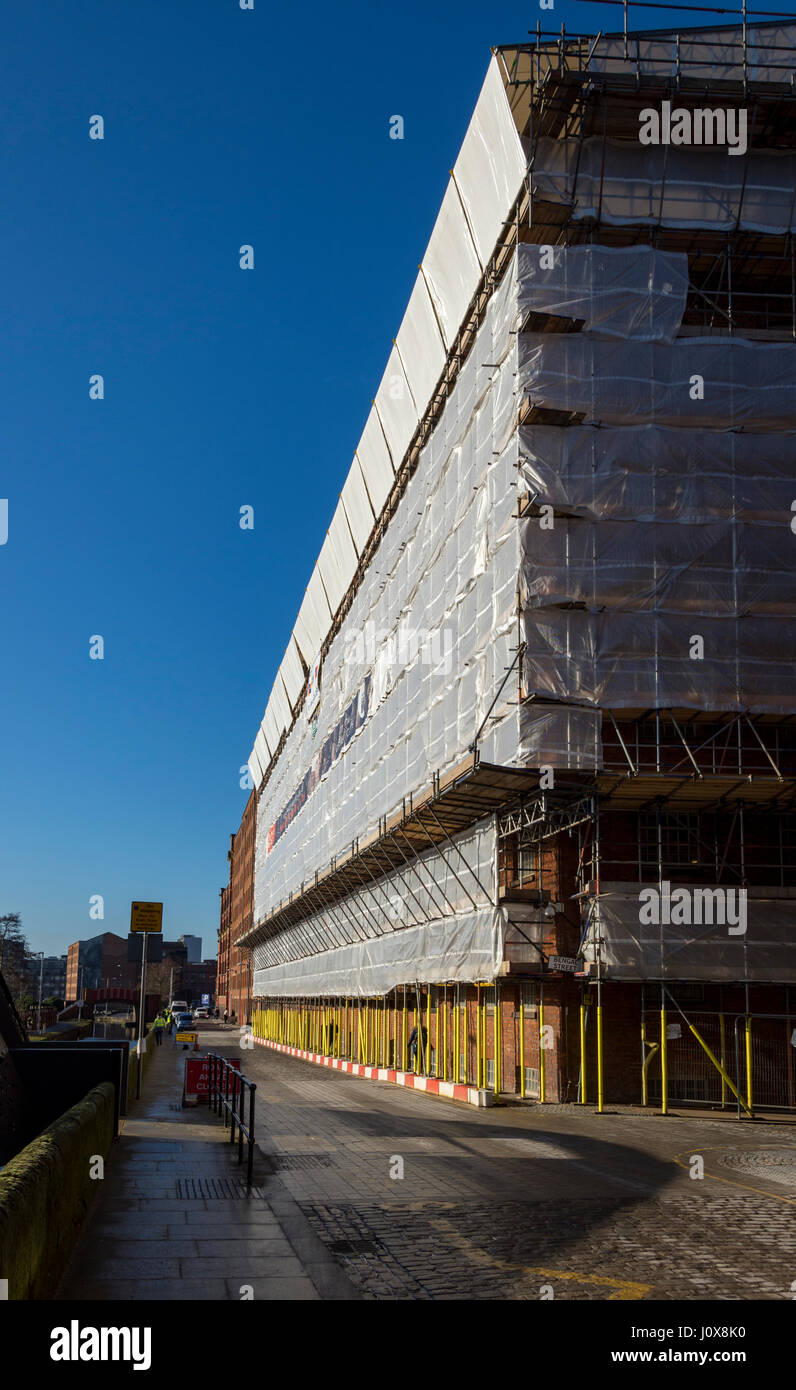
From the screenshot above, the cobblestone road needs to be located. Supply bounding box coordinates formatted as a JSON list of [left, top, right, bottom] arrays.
[[210, 1031, 796, 1301]]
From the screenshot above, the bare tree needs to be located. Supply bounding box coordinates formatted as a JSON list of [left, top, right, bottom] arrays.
[[0, 913, 31, 1002]]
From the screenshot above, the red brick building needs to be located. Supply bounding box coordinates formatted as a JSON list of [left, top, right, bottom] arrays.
[[65, 932, 138, 1003], [217, 791, 256, 1022]]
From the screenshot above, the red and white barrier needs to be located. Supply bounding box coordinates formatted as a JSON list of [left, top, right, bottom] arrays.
[[252, 1036, 493, 1107]]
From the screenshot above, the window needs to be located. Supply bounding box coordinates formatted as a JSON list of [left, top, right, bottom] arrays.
[[640, 812, 702, 869]]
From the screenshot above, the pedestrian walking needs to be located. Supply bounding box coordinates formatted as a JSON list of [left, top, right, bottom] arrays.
[[223, 1010, 228, 1025], [153, 1013, 166, 1046], [408, 1024, 428, 1072]]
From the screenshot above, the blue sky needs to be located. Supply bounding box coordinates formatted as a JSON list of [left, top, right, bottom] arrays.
[[0, 0, 747, 956]]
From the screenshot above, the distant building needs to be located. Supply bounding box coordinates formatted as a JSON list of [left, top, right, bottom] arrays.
[[36, 954, 67, 1001], [179, 934, 202, 964], [183, 959, 218, 1007], [217, 791, 255, 1022], [65, 933, 137, 1002]]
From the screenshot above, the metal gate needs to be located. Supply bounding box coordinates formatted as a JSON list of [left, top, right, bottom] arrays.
[[642, 1001, 796, 1116]]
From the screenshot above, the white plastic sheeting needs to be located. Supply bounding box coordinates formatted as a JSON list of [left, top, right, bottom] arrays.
[[521, 520, 796, 615], [518, 333, 796, 428], [453, 55, 527, 267], [587, 24, 796, 84], [395, 275, 447, 420], [262, 702, 281, 758], [586, 883, 796, 983], [278, 637, 306, 713], [374, 345, 418, 464], [533, 136, 796, 234], [517, 309, 796, 719], [253, 278, 520, 925], [253, 908, 502, 999], [341, 456, 376, 554], [246, 53, 530, 792], [518, 701, 602, 772], [522, 611, 796, 713], [518, 424, 796, 524], [515, 243, 688, 342], [267, 676, 293, 739], [356, 408, 395, 514], [294, 572, 330, 666], [421, 181, 482, 348], [248, 733, 267, 788], [318, 503, 359, 619], [254, 820, 496, 980]]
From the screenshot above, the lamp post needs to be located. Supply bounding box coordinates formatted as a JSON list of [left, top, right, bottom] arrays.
[[28, 951, 45, 1031]]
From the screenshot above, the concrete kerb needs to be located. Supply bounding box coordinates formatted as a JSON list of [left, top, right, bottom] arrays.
[[253, 1036, 495, 1107]]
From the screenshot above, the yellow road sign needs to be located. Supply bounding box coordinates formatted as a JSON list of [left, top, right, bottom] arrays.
[[130, 901, 163, 933], [176, 1031, 197, 1045]]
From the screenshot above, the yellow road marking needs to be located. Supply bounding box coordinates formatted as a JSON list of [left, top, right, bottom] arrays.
[[430, 1216, 652, 1301]]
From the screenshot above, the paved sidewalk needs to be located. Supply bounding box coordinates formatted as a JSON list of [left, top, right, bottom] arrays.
[[57, 1026, 359, 1301]]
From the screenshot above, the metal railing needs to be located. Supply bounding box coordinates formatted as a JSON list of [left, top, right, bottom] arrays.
[[207, 1052, 257, 1188]]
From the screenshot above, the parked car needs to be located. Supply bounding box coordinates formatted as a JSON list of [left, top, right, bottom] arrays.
[[175, 1011, 194, 1028], [194, 1006, 209, 1019]]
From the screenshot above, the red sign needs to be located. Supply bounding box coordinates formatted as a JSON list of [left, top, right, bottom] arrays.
[[184, 1056, 240, 1101]]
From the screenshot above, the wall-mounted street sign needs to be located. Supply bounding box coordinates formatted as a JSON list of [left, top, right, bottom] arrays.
[[547, 955, 580, 973], [130, 901, 163, 933]]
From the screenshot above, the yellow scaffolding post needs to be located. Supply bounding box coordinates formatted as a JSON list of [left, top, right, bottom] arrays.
[[426, 989, 431, 1076], [580, 992, 587, 1105], [660, 998, 668, 1116], [745, 1015, 754, 1116], [402, 989, 408, 1071], [596, 980, 604, 1114], [476, 986, 482, 1089], [538, 985, 545, 1103], [442, 987, 448, 1082], [413, 996, 419, 1074], [435, 996, 441, 1078], [720, 1012, 727, 1107], [519, 992, 526, 1098], [494, 983, 501, 1097]]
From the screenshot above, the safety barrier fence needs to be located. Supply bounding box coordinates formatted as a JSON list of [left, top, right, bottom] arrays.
[[207, 1052, 257, 1188], [641, 1004, 796, 1118], [252, 983, 557, 1102]]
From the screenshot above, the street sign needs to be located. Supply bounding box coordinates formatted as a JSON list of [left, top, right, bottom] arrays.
[[130, 901, 163, 933], [201, 993, 210, 1006], [184, 1055, 240, 1103], [547, 955, 580, 973], [175, 1030, 197, 1045]]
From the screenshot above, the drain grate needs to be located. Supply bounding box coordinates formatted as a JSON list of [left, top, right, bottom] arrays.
[[328, 1238, 384, 1256], [272, 1154, 335, 1172], [176, 1177, 264, 1199]]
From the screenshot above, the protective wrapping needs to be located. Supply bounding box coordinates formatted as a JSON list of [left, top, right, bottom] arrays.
[[518, 333, 796, 428], [518, 424, 796, 524], [520, 519, 796, 615], [586, 24, 796, 84], [587, 884, 796, 983], [533, 136, 796, 234], [253, 821, 498, 995], [515, 243, 688, 342], [522, 611, 796, 713], [518, 322, 796, 718], [252, 907, 503, 999], [253, 284, 520, 925]]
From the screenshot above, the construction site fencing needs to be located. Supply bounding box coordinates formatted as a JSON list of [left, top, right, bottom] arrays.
[[252, 983, 554, 1101], [641, 1005, 796, 1116]]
